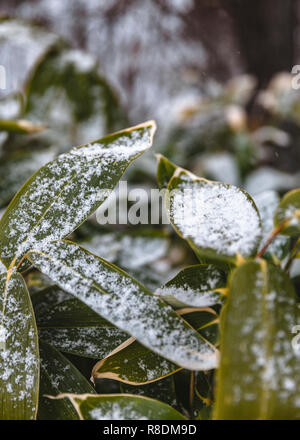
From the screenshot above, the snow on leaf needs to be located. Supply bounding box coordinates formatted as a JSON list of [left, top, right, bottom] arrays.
[[155, 264, 226, 309], [167, 168, 262, 263], [0, 271, 39, 420], [51, 393, 186, 420], [38, 341, 95, 420], [0, 121, 156, 268], [27, 240, 218, 371], [214, 260, 300, 420]]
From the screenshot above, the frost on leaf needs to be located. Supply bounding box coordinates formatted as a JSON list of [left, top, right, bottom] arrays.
[[37, 298, 128, 359], [155, 264, 226, 309], [0, 121, 156, 268], [0, 272, 39, 420], [167, 169, 262, 262], [28, 240, 218, 371], [215, 261, 300, 420]]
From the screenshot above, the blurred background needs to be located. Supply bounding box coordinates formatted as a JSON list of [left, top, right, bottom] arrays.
[[1, 0, 300, 286]]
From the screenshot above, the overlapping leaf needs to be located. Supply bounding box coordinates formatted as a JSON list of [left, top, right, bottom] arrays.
[[0, 271, 39, 419], [92, 309, 218, 385], [0, 121, 156, 268], [274, 188, 300, 235], [27, 240, 218, 371], [155, 264, 226, 309], [215, 260, 300, 420]]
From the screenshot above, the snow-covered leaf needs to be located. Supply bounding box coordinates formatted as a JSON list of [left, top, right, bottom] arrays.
[[38, 298, 128, 359], [214, 261, 300, 420], [166, 168, 262, 264], [155, 264, 226, 309], [0, 121, 156, 268], [0, 271, 39, 419], [92, 309, 218, 385], [254, 190, 290, 261], [38, 340, 95, 420], [31, 285, 71, 318], [27, 240, 218, 371], [51, 393, 186, 420], [274, 188, 300, 236]]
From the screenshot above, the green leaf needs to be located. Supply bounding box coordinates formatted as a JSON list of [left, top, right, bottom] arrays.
[[51, 393, 187, 420], [0, 119, 46, 134], [155, 264, 226, 309], [214, 260, 300, 420], [274, 188, 300, 236], [156, 154, 177, 189], [120, 376, 178, 408], [92, 309, 218, 385], [0, 121, 156, 269], [37, 297, 128, 359], [27, 240, 218, 371], [0, 271, 39, 419], [31, 285, 71, 317], [166, 168, 262, 264], [254, 190, 290, 261], [24, 45, 126, 150], [0, 146, 57, 208], [38, 340, 95, 420]]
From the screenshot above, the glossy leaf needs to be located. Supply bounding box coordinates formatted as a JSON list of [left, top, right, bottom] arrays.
[[38, 297, 128, 359], [92, 309, 218, 385], [0, 121, 156, 268], [155, 264, 226, 309], [31, 285, 71, 317], [0, 271, 39, 419], [274, 188, 300, 236], [215, 261, 300, 420], [0, 119, 45, 134], [166, 167, 262, 264], [25, 45, 126, 150], [254, 190, 290, 261], [51, 393, 187, 420], [27, 240, 218, 371], [0, 146, 57, 208], [38, 341, 95, 420]]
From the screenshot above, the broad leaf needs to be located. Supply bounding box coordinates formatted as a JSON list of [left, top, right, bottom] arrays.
[[155, 264, 226, 309], [31, 285, 71, 317], [0, 146, 57, 208], [156, 154, 177, 189], [27, 240, 218, 371], [0, 271, 39, 419], [254, 190, 290, 261], [274, 188, 300, 236], [38, 341, 95, 420], [92, 309, 218, 385], [214, 260, 300, 420], [0, 119, 45, 134], [38, 297, 128, 359], [51, 393, 187, 420], [166, 168, 262, 264], [0, 121, 156, 268]]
